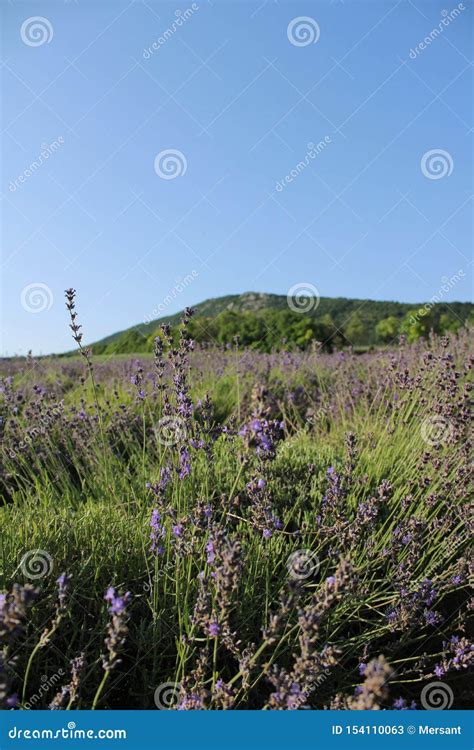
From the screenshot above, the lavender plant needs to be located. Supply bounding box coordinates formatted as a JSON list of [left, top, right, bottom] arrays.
[[0, 295, 472, 709]]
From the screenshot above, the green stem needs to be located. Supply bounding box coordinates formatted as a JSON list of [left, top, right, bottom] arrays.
[[22, 621, 60, 704], [91, 670, 109, 710]]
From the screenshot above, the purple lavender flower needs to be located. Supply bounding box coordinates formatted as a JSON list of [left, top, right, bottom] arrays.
[[102, 587, 131, 671], [418, 579, 437, 606], [207, 622, 220, 637], [148, 466, 172, 555], [177, 692, 205, 710], [0, 583, 37, 644], [424, 609, 442, 626], [205, 540, 215, 564], [240, 416, 283, 459], [178, 447, 191, 480], [56, 573, 72, 612], [150, 510, 164, 555], [393, 697, 417, 710], [105, 587, 131, 616]]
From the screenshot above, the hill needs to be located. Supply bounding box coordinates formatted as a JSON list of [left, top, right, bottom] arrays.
[[90, 292, 473, 355]]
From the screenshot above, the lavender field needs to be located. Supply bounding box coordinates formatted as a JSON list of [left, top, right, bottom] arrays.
[[0, 292, 472, 711]]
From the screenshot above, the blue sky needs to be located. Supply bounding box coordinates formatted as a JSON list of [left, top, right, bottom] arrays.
[[1, 0, 472, 355]]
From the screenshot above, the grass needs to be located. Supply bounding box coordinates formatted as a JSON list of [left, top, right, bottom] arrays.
[[0, 319, 472, 710]]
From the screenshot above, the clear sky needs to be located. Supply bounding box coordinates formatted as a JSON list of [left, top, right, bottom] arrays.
[[1, 0, 472, 355]]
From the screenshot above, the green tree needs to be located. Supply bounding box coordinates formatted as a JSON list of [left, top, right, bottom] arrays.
[[375, 316, 400, 344], [400, 308, 436, 342], [313, 314, 343, 352], [344, 314, 365, 345], [439, 313, 461, 335]]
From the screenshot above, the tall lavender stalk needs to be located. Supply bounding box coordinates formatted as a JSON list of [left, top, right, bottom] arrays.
[[65, 289, 109, 486], [92, 587, 131, 710]]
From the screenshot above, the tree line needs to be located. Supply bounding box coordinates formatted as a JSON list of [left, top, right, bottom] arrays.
[[92, 304, 473, 355]]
